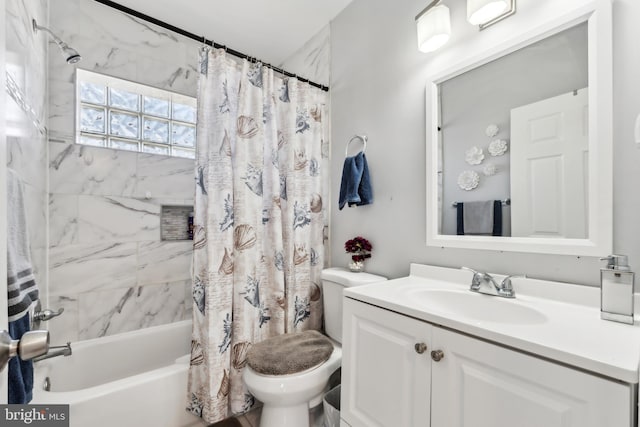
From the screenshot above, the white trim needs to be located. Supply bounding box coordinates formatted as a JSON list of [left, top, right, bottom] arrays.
[[0, 2, 10, 402], [425, 0, 613, 256]]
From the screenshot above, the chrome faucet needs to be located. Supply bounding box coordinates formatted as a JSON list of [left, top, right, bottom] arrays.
[[31, 301, 65, 330], [462, 267, 525, 298], [33, 342, 72, 363]]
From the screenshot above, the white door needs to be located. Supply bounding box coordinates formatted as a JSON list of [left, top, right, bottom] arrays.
[[341, 299, 432, 427], [510, 88, 589, 238], [430, 327, 632, 427], [0, 2, 10, 401]]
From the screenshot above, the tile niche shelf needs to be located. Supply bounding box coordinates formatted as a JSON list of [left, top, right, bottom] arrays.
[[161, 205, 194, 241]]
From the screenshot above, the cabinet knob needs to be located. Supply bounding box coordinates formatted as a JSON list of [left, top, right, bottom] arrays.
[[431, 350, 444, 362], [414, 343, 428, 354]]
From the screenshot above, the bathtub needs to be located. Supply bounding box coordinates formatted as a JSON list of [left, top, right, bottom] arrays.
[[32, 320, 204, 427]]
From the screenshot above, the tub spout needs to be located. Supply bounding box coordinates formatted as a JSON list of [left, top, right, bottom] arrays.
[[33, 342, 72, 363]]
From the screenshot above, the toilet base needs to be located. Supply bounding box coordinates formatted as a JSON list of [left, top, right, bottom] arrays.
[[259, 402, 310, 427]]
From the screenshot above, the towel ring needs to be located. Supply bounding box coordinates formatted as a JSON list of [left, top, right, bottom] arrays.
[[345, 135, 367, 157]]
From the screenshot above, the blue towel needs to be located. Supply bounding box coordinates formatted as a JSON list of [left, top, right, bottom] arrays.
[[8, 314, 34, 404], [338, 152, 373, 210]]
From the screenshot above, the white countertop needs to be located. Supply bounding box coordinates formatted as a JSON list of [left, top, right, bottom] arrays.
[[343, 264, 640, 384]]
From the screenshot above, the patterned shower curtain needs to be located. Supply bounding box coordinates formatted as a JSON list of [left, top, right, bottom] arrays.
[[187, 48, 330, 423]]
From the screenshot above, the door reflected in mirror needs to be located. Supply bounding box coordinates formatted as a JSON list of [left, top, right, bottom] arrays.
[[438, 23, 588, 238]]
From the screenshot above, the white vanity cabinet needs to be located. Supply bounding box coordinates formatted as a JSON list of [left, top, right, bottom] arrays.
[[341, 298, 432, 427], [341, 298, 634, 427]]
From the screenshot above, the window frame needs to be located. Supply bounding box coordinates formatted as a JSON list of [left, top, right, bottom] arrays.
[[75, 69, 197, 159]]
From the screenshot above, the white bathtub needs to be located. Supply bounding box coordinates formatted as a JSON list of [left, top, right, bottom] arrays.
[[32, 320, 204, 427]]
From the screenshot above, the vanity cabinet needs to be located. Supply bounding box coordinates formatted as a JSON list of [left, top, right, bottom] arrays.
[[340, 298, 433, 427], [341, 298, 634, 427]]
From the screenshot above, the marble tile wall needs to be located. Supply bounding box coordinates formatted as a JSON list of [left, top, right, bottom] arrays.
[[6, 0, 49, 300], [279, 24, 331, 88], [47, 0, 200, 342], [48, 141, 195, 343], [48, 0, 200, 141]]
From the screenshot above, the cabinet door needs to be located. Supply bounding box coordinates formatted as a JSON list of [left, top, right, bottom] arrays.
[[431, 327, 633, 427], [341, 298, 432, 427]]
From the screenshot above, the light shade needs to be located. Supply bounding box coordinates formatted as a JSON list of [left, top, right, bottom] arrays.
[[467, 0, 509, 25], [416, 4, 451, 53]]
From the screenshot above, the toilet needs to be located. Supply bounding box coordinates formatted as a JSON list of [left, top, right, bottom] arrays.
[[243, 268, 386, 427]]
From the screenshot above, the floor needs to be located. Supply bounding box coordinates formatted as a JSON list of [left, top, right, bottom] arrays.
[[235, 407, 261, 427], [210, 404, 326, 427]]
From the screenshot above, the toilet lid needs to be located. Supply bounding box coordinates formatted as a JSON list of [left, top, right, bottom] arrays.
[[246, 330, 333, 375]]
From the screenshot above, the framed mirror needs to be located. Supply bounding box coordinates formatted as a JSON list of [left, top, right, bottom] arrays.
[[425, 0, 612, 256]]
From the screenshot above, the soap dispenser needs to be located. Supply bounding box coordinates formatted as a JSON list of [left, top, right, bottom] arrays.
[[600, 255, 635, 324]]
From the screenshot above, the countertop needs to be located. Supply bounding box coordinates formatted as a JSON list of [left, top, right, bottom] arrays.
[[343, 263, 640, 383]]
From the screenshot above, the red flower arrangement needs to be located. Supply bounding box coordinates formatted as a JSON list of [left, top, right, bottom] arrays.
[[344, 236, 372, 262]]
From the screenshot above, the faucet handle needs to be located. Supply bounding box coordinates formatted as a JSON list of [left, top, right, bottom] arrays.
[[461, 266, 479, 275], [461, 267, 483, 290], [499, 274, 526, 298], [33, 308, 65, 322]]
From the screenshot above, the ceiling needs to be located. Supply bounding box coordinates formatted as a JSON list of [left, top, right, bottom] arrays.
[[110, 0, 353, 66]]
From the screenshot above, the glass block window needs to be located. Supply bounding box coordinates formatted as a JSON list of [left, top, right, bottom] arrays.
[[76, 69, 196, 159]]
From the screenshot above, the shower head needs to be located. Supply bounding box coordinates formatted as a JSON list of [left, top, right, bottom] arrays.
[[32, 19, 82, 64]]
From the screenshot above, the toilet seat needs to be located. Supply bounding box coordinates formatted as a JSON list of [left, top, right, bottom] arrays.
[[246, 330, 333, 376]]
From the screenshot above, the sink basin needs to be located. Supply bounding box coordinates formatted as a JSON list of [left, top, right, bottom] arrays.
[[408, 289, 548, 325]]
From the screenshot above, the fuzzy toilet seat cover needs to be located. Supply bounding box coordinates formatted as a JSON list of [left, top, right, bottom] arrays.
[[246, 330, 333, 375]]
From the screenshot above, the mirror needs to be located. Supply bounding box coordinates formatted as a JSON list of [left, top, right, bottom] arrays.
[[426, 2, 612, 256]]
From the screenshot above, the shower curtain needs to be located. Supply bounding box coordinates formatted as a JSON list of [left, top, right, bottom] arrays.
[[187, 47, 330, 423]]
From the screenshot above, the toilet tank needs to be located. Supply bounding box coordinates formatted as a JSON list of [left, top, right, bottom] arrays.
[[321, 268, 387, 343]]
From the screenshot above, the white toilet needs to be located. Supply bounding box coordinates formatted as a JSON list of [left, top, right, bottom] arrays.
[[243, 268, 386, 427]]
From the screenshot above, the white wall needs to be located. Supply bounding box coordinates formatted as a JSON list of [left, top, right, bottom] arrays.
[[330, 0, 640, 286]]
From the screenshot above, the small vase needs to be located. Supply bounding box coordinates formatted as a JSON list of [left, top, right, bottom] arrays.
[[349, 259, 365, 273]]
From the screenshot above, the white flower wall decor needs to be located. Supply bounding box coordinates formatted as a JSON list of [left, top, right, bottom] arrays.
[[465, 146, 485, 165], [483, 164, 497, 176], [488, 139, 508, 156], [485, 124, 499, 137], [458, 170, 480, 191]]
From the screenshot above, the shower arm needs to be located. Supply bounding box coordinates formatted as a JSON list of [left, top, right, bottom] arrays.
[[32, 19, 71, 50]]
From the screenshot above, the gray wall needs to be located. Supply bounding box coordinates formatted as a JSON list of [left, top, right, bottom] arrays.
[[330, 0, 640, 286]]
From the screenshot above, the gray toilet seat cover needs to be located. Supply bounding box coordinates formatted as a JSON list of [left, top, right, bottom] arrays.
[[246, 330, 333, 375]]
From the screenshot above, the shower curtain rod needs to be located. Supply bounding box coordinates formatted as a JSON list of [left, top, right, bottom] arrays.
[[92, 0, 329, 92]]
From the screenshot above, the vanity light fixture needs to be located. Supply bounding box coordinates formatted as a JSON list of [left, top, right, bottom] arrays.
[[467, 0, 516, 29], [416, 0, 451, 53], [32, 19, 82, 64]]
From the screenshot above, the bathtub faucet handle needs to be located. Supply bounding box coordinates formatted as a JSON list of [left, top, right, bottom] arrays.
[[33, 307, 65, 322]]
